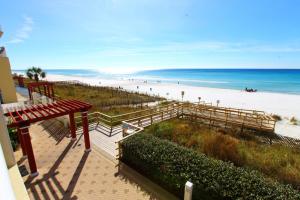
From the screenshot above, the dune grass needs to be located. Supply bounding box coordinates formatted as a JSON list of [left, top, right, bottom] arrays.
[[23, 79, 164, 114], [272, 114, 282, 121], [290, 117, 298, 125], [54, 82, 163, 112], [143, 118, 300, 189]]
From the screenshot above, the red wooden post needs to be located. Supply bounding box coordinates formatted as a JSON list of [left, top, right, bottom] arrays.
[[17, 128, 27, 157], [18, 77, 25, 87], [69, 112, 76, 140], [47, 85, 50, 98], [43, 85, 47, 96], [51, 85, 54, 99], [28, 87, 32, 100], [20, 126, 38, 177], [81, 111, 91, 152]]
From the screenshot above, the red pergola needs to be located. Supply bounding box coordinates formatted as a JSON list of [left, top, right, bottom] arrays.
[[28, 81, 55, 100], [13, 75, 25, 87], [4, 99, 92, 177]]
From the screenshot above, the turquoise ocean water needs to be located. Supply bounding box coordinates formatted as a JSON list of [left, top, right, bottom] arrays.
[[13, 69, 300, 95]]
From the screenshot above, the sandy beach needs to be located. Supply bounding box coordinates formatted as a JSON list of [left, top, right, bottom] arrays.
[[45, 74, 300, 139]]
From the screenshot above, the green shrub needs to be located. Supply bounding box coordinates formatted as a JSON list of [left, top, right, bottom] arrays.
[[120, 133, 300, 200], [8, 128, 18, 151], [145, 122, 175, 140]]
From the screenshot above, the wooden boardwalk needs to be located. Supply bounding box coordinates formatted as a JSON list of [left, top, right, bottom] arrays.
[[74, 102, 276, 158], [122, 102, 275, 133]]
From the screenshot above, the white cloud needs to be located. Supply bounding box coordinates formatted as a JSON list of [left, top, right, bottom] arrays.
[[6, 16, 34, 44]]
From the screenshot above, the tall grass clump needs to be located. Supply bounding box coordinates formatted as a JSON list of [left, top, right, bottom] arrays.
[[202, 133, 244, 166], [290, 117, 298, 125], [143, 119, 300, 189], [272, 114, 282, 122], [239, 143, 300, 189]]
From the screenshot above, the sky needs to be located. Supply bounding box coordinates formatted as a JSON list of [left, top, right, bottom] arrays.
[[1, 0, 300, 73]]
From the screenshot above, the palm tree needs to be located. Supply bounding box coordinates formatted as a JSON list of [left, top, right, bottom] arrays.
[[26, 67, 46, 82], [26, 67, 46, 94]]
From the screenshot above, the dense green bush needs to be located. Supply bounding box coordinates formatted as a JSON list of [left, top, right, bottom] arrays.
[[148, 123, 174, 140], [8, 128, 18, 151], [120, 133, 300, 200]]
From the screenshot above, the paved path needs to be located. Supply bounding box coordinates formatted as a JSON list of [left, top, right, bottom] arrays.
[[15, 121, 177, 200]]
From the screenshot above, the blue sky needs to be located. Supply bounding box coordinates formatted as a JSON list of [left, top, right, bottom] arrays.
[[1, 0, 300, 73]]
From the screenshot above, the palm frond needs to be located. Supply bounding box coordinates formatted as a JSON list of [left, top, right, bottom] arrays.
[[41, 71, 46, 78]]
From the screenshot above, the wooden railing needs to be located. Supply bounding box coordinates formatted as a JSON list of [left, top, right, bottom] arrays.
[[74, 102, 276, 135], [113, 102, 276, 167], [182, 103, 275, 132], [115, 121, 144, 166], [74, 103, 183, 132], [123, 104, 183, 127]]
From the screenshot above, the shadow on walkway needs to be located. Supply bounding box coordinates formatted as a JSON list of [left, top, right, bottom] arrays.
[[24, 139, 90, 200], [40, 119, 70, 144], [115, 163, 179, 200]]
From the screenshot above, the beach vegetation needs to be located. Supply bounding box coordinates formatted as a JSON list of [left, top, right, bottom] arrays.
[[120, 133, 300, 200], [272, 114, 282, 121], [53, 82, 163, 113], [142, 119, 300, 189], [290, 117, 298, 125], [8, 128, 18, 151], [26, 66, 46, 82], [23, 79, 164, 113]]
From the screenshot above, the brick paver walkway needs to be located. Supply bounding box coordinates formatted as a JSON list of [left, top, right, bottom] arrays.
[[15, 121, 173, 200]]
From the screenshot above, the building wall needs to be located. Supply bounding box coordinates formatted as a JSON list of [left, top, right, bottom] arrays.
[[0, 105, 15, 168], [0, 105, 30, 200], [0, 56, 17, 103]]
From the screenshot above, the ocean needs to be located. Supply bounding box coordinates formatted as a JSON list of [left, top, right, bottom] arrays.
[[13, 69, 300, 95]]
